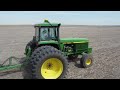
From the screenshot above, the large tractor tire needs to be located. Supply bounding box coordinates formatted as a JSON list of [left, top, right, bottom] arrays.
[[25, 40, 32, 50], [23, 46, 68, 79], [25, 40, 36, 54], [23, 46, 56, 79], [26, 40, 33, 46], [25, 40, 33, 49]]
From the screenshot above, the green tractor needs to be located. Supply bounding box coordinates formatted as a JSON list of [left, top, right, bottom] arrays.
[[24, 20, 93, 79]]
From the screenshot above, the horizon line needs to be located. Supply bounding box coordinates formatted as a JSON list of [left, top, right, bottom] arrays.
[[0, 24, 120, 26]]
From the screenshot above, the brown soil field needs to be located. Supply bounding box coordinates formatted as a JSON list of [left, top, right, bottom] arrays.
[[0, 25, 120, 79]]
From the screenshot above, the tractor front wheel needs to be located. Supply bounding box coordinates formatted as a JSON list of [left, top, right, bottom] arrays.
[[80, 54, 93, 68]]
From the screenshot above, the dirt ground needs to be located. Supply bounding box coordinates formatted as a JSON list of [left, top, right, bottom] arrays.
[[0, 25, 120, 79]]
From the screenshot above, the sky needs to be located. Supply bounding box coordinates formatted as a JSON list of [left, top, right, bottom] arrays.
[[0, 11, 120, 25]]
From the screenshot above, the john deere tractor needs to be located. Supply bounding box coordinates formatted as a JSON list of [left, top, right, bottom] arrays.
[[24, 20, 93, 79]]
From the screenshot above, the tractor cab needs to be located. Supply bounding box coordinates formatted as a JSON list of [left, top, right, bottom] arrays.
[[34, 20, 61, 42]]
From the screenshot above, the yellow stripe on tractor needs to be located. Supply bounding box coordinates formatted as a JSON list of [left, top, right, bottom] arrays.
[[63, 42, 87, 44]]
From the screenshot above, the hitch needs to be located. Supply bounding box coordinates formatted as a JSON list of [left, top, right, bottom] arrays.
[[0, 56, 27, 73]]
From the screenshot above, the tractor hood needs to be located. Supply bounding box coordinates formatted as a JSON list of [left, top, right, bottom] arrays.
[[60, 38, 89, 43]]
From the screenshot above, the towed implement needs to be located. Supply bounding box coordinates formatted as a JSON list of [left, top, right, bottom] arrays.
[[0, 20, 93, 79]]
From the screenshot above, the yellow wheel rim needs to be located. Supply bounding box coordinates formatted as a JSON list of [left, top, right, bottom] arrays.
[[86, 59, 92, 65], [41, 58, 63, 79]]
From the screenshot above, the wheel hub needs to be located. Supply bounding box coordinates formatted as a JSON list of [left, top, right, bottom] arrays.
[[86, 59, 91, 65], [41, 58, 63, 79]]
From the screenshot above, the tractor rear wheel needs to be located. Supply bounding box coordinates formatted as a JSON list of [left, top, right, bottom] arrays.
[[23, 46, 56, 79], [25, 40, 37, 53], [80, 54, 93, 68], [23, 46, 68, 79]]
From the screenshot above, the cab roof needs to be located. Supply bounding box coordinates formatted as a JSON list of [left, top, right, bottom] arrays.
[[34, 20, 61, 27]]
